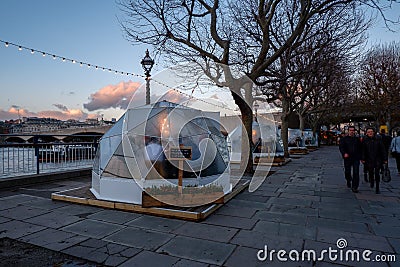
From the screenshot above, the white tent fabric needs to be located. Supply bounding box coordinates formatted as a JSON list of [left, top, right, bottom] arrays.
[[228, 121, 280, 162], [90, 101, 231, 204]]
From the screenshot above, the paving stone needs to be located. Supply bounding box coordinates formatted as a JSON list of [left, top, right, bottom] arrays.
[[269, 204, 318, 216], [125, 215, 185, 232], [266, 197, 313, 207], [316, 228, 395, 253], [0, 220, 45, 239], [308, 217, 370, 235], [388, 238, 400, 254], [88, 209, 142, 224], [234, 193, 270, 203], [157, 236, 235, 265], [304, 239, 389, 267], [230, 229, 303, 251], [227, 198, 271, 210], [19, 228, 88, 251], [119, 250, 179, 267], [21, 198, 70, 210], [61, 219, 125, 239], [173, 258, 209, 267], [173, 221, 238, 243], [215, 204, 258, 218], [62, 245, 109, 264], [104, 227, 174, 250], [0, 194, 44, 204], [61, 237, 141, 265], [0, 216, 11, 224], [254, 210, 309, 226], [279, 193, 320, 202], [318, 209, 372, 223], [0, 205, 50, 220], [371, 225, 400, 239], [202, 214, 258, 230], [54, 204, 104, 217], [254, 220, 317, 240], [225, 246, 311, 267], [25, 210, 82, 229]]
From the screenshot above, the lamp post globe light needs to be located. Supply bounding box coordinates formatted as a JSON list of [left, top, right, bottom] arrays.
[[141, 49, 155, 105]]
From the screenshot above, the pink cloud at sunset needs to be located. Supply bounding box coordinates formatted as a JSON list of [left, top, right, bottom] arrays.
[[84, 81, 141, 111], [0, 106, 99, 121]]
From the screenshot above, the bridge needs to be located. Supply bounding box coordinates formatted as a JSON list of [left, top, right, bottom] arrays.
[[2, 125, 112, 143]]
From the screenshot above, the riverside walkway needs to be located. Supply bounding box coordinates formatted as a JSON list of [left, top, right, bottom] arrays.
[[0, 146, 399, 266]]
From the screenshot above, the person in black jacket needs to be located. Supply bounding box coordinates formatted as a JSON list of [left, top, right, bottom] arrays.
[[339, 126, 362, 193], [379, 129, 392, 174], [361, 127, 388, 194]]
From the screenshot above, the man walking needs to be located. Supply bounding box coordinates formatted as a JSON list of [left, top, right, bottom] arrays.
[[361, 127, 387, 194], [339, 126, 362, 193], [379, 129, 392, 174]]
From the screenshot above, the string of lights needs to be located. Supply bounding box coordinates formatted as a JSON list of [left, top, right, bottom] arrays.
[[0, 39, 236, 112]]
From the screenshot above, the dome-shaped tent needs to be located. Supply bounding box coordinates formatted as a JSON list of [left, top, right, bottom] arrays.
[[228, 121, 281, 163], [90, 101, 231, 205]]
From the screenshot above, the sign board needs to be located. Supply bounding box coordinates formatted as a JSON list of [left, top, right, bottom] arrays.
[[169, 146, 192, 160]]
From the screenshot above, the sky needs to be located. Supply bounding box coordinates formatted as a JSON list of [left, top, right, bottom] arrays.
[[0, 1, 399, 122]]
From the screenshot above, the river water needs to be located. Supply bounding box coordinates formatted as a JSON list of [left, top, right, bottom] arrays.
[[0, 147, 94, 178]]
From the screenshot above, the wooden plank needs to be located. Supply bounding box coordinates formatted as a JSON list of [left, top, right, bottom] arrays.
[[51, 193, 88, 205], [51, 179, 250, 222], [88, 199, 115, 209]]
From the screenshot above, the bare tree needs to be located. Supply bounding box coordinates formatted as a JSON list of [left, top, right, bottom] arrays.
[[118, 0, 398, 174], [357, 42, 400, 133], [259, 5, 369, 156]]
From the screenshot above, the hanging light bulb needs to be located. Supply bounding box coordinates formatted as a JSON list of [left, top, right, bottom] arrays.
[[87, 64, 91, 68], [72, 59, 76, 63], [95, 66, 98, 70], [80, 62, 83, 66], [52, 55, 56, 59], [18, 46, 22, 51], [5, 42, 9, 47], [62, 58, 66, 62], [31, 49, 34, 54], [42, 52, 46, 57]]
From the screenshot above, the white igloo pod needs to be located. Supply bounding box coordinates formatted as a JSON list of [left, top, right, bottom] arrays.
[[90, 101, 231, 205], [228, 121, 280, 163]]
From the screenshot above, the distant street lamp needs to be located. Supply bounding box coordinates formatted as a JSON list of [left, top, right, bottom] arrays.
[[141, 49, 155, 105]]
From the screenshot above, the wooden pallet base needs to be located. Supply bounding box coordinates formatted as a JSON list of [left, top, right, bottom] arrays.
[[51, 180, 250, 221], [289, 148, 309, 155], [255, 157, 292, 167]]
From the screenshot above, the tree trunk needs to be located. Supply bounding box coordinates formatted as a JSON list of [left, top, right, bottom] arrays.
[[281, 100, 290, 158], [231, 91, 253, 175], [298, 112, 305, 131]]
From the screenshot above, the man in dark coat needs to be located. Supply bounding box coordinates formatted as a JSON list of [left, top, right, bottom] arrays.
[[339, 126, 362, 193], [379, 129, 392, 174], [361, 127, 388, 194]]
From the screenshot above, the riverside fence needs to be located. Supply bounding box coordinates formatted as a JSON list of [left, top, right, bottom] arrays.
[[0, 134, 101, 178]]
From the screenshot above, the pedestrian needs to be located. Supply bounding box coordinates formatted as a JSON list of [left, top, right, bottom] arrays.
[[339, 126, 362, 193], [361, 127, 388, 194], [389, 130, 400, 175], [359, 132, 368, 182], [379, 129, 392, 174]]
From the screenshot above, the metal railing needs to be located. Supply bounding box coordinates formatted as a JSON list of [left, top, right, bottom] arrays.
[[0, 134, 100, 178]]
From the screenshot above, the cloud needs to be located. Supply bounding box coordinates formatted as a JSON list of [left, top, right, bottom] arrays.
[[0, 106, 99, 121], [53, 104, 68, 112], [84, 81, 141, 111]]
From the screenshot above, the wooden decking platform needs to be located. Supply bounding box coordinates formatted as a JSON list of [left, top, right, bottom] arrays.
[[51, 180, 250, 222]]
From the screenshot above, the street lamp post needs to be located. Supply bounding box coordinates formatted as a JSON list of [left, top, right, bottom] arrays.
[[141, 49, 155, 105]]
